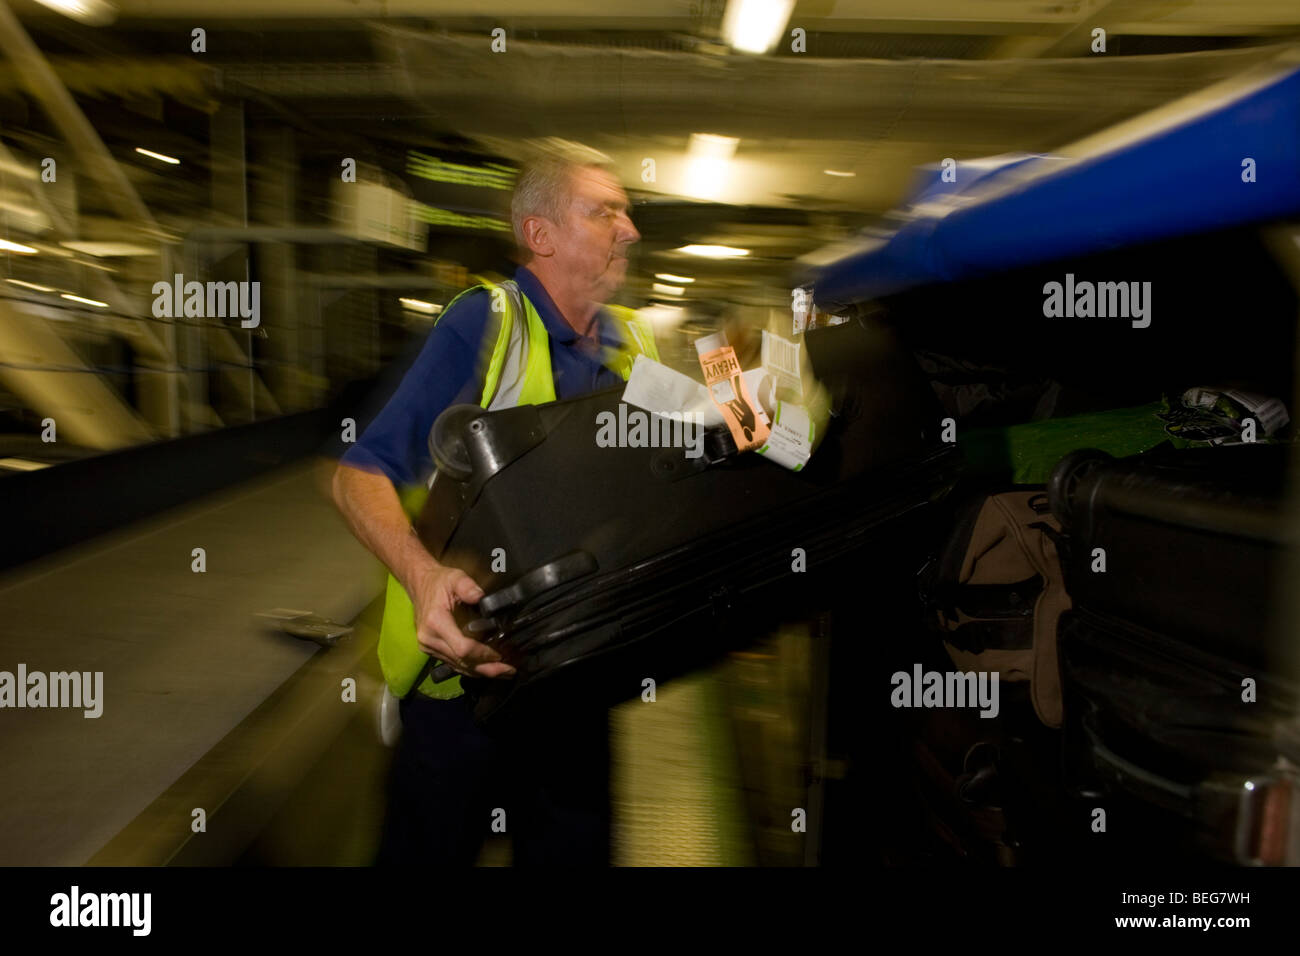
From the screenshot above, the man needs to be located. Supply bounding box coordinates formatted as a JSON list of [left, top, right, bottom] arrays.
[[331, 141, 657, 865]]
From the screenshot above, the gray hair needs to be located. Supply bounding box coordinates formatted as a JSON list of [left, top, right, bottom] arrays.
[[510, 139, 616, 256]]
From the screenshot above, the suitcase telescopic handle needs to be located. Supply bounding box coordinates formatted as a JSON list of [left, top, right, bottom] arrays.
[[422, 551, 598, 685]]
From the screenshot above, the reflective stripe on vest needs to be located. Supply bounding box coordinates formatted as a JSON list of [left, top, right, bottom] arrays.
[[376, 279, 659, 699]]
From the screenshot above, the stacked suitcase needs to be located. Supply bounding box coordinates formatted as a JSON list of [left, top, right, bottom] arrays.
[[1048, 443, 1300, 864]]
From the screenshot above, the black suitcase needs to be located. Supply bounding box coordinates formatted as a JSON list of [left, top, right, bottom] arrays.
[[414, 317, 962, 724], [1048, 444, 1300, 863]]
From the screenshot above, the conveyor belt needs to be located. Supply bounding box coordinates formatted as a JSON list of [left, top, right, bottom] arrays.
[[611, 668, 753, 867], [0, 460, 379, 865]]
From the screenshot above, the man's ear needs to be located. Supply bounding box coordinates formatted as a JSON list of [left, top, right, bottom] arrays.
[[522, 215, 556, 259]]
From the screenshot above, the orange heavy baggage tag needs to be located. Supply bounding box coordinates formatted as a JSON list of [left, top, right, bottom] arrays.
[[695, 332, 769, 452]]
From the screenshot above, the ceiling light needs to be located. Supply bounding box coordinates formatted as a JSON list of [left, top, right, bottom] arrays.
[[677, 244, 750, 259], [655, 273, 694, 283], [683, 133, 739, 201], [78, 261, 119, 273], [399, 297, 442, 314], [640, 303, 687, 328], [61, 293, 108, 308], [135, 147, 180, 165], [33, 0, 116, 25], [0, 239, 38, 254], [6, 279, 55, 292], [722, 0, 795, 55], [652, 283, 684, 296], [823, 169, 856, 178], [59, 241, 156, 257]]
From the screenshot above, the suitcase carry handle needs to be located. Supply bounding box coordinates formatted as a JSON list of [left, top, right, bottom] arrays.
[[1084, 715, 1299, 864], [1083, 718, 1196, 811], [423, 551, 598, 684]]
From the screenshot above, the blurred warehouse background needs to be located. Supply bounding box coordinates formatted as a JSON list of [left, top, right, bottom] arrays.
[[2, 0, 1299, 462], [1, 1, 1300, 868]]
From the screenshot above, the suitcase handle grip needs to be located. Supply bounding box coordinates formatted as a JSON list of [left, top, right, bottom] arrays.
[[424, 551, 598, 684], [478, 551, 598, 617], [1085, 716, 1300, 863], [1082, 718, 1197, 811]]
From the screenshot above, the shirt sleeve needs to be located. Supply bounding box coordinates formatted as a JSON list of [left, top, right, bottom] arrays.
[[339, 290, 492, 488]]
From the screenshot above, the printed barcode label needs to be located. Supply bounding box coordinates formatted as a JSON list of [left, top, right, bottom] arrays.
[[763, 331, 800, 378], [1225, 389, 1291, 434]]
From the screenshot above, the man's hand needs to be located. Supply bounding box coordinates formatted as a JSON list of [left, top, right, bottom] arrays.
[[409, 563, 516, 679], [330, 462, 515, 681]]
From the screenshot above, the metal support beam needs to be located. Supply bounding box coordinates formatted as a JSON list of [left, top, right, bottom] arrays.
[[0, 0, 162, 236], [0, 298, 152, 450], [251, 125, 306, 411]]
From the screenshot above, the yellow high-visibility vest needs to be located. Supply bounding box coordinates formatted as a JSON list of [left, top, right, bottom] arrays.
[[377, 277, 660, 699]]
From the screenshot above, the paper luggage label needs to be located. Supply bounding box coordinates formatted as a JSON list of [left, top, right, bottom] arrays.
[[1222, 388, 1290, 435], [756, 401, 815, 471], [623, 354, 724, 427], [1182, 385, 1291, 437], [792, 287, 812, 337], [761, 329, 804, 400], [696, 333, 770, 451]]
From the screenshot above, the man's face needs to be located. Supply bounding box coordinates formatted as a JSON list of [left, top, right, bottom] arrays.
[[550, 166, 640, 302]]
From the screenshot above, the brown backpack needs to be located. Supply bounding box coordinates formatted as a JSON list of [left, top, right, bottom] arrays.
[[920, 491, 1071, 728]]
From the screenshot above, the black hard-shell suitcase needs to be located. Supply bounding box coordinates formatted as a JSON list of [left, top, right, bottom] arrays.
[[414, 317, 962, 724], [1048, 444, 1300, 863]]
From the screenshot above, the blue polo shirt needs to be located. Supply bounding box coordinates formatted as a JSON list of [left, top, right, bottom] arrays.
[[340, 265, 631, 487]]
